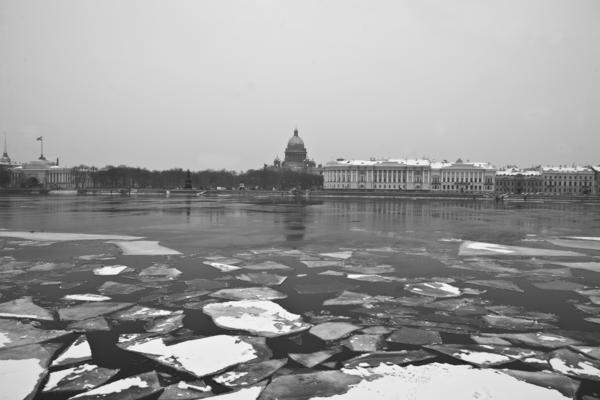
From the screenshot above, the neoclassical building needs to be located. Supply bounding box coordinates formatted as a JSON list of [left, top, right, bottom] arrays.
[[323, 158, 432, 190], [323, 158, 496, 192], [430, 159, 496, 193], [540, 166, 594, 195], [495, 168, 543, 194]]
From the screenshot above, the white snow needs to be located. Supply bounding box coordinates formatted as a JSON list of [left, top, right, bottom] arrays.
[[71, 376, 149, 397], [108, 240, 182, 255], [203, 300, 310, 337], [44, 364, 97, 390], [214, 371, 249, 385], [313, 363, 571, 400], [205, 262, 241, 272], [465, 242, 515, 254], [453, 350, 511, 365], [0, 231, 142, 241], [52, 336, 92, 366], [320, 251, 353, 260], [0, 333, 11, 347], [93, 265, 130, 276], [123, 335, 259, 377], [549, 358, 600, 378], [566, 236, 600, 241], [62, 294, 111, 302], [0, 358, 45, 400]]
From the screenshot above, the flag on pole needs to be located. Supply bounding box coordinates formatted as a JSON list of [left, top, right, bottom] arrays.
[[36, 136, 43, 141]]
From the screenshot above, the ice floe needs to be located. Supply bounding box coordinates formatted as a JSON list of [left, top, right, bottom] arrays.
[[301, 260, 345, 268], [158, 380, 211, 400], [62, 294, 112, 302], [289, 349, 339, 368], [0, 296, 54, 321], [139, 264, 182, 278], [68, 317, 111, 332], [236, 272, 287, 286], [459, 241, 582, 257], [342, 334, 384, 352], [58, 302, 133, 321], [0, 231, 143, 241], [548, 348, 600, 381], [405, 282, 462, 298], [43, 363, 118, 394], [310, 322, 361, 341], [111, 305, 179, 322], [0, 342, 62, 400], [210, 287, 287, 301], [119, 334, 271, 377], [69, 371, 162, 399], [108, 240, 182, 255], [241, 261, 291, 271], [213, 359, 287, 387], [0, 319, 71, 349], [328, 363, 571, 400], [259, 371, 361, 400], [203, 300, 311, 337], [323, 291, 395, 306], [52, 335, 92, 367], [93, 265, 132, 276], [343, 350, 438, 368], [386, 327, 442, 346], [205, 261, 242, 272], [320, 251, 353, 260], [98, 281, 146, 295], [551, 261, 600, 273]]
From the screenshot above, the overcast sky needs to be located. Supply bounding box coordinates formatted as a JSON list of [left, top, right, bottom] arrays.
[[1, 0, 599, 170]]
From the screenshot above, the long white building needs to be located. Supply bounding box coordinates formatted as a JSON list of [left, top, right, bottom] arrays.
[[323, 158, 496, 192], [323, 158, 432, 190]]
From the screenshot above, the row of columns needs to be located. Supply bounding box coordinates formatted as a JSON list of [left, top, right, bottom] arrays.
[[325, 168, 429, 184]]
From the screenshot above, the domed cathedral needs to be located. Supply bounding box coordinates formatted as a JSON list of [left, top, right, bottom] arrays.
[[283, 129, 308, 169], [273, 128, 320, 174]]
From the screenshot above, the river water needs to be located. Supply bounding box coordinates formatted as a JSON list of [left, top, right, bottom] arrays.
[[1, 195, 600, 399]]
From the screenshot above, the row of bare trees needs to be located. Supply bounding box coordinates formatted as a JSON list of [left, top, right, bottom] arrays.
[[74, 165, 322, 190]]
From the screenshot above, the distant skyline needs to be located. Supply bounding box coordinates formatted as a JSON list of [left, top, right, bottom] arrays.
[[1, 0, 599, 170]]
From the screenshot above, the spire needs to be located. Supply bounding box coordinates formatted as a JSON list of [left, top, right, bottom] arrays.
[[2, 133, 7, 157], [293, 128, 298, 136]]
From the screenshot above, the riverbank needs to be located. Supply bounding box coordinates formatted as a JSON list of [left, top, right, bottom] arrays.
[[2, 187, 600, 203]]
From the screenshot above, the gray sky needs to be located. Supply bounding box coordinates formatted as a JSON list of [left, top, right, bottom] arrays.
[[1, 0, 599, 171]]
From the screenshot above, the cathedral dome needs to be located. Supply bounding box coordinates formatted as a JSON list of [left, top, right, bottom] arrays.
[[286, 129, 306, 151]]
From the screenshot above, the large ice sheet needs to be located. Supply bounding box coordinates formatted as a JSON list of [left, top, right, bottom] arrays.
[[203, 300, 311, 337], [108, 240, 182, 255], [459, 241, 582, 257], [0, 231, 142, 241], [119, 334, 270, 377]]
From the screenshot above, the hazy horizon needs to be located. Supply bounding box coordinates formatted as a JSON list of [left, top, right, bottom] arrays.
[[1, 0, 599, 170]]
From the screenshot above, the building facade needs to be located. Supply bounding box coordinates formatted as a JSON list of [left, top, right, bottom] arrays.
[[541, 166, 594, 195], [323, 158, 432, 190], [323, 158, 496, 192], [495, 168, 543, 194], [430, 159, 496, 193]]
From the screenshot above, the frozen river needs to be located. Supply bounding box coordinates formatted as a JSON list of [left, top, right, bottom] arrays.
[[1, 195, 600, 399]]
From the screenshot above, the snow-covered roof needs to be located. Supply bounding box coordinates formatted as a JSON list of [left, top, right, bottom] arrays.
[[541, 166, 592, 173], [496, 168, 541, 176], [325, 158, 431, 167]]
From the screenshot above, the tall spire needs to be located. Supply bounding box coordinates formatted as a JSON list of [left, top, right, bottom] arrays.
[[293, 128, 298, 136], [2, 133, 6, 157]]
